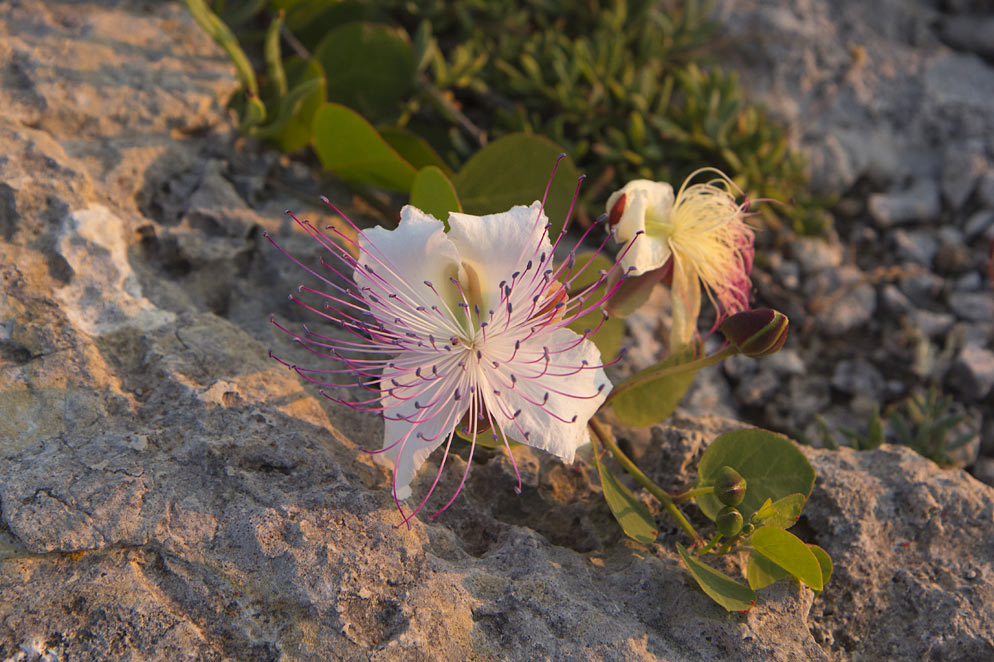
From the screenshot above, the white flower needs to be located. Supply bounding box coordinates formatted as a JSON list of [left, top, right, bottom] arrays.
[[606, 170, 755, 348], [269, 200, 617, 522]]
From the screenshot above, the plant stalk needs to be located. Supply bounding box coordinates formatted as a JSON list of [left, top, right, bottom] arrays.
[[588, 418, 702, 545]]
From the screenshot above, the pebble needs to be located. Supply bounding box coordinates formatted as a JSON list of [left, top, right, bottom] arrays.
[[868, 178, 942, 228], [881, 284, 914, 315], [955, 272, 982, 292], [735, 370, 781, 407], [789, 236, 843, 273], [764, 348, 807, 376], [963, 209, 994, 239], [978, 171, 994, 209], [900, 271, 945, 301], [948, 291, 994, 323], [893, 230, 937, 266], [940, 141, 987, 209], [831, 359, 885, 398], [910, 309, 956, 338], [947, 344, 994, 401], [812, 266, 877, 335], [722, 353, 758, 381]]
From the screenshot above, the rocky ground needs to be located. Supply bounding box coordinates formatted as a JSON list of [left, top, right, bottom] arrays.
[[0, 1, 993, 661]]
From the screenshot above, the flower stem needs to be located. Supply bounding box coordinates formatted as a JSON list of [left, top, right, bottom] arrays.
[[604, 344, 738, 406], [588, 418, 702, 545], [672, 485, 714, 505], [698, 534, 723, 555]]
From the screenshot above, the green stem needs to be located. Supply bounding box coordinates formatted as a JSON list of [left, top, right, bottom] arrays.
[[604, 345, 738, 406], [697, 534, 723, 555], [588, 418, 702, 545], [672, 485, 714, 505]]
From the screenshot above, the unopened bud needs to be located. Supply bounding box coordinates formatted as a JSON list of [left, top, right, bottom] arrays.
[[714, 466, 747, 506], [740, 522, 755, 537], [716, 506, 744, 537], [720, 308, 788, 358]]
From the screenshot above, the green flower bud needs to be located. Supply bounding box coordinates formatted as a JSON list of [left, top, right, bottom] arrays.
[[740, 522, 755, 537], [716, 506, 744, 537], [720, 308, 789, 358], [714, 466, 747, 507]]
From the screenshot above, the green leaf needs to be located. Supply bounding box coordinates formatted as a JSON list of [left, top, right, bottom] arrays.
[[750, 526, 823, 590], [410, 166, 462, 221], [285, 1, 390, 51], [314, 22, 414, 123], [762, 493, 806, 529], [610, 341, 701, 427], [312, 103, 416, 191], [565, 251, 625, 361], [593, 457, 658, 544], [272, 57, 326, 152], [379, 127, 451, 174], [746, 551, 790, 590], [452, 134, 581, 236], [677, 544, 755, 612], [696, 429, 815, 522], [809, 544, 833, 591]]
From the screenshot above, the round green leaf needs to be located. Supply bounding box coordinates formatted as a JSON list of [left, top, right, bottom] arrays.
[[677, 544, 755, 612], [747, 551, 790, 590], [410, 166, 462, 222], [379, 127, 451, 174], [751, 526, 823, 591], [452, 134, 581, 236], [565, 252, 625, 361], [610, 341, 701, 427], [314, 22, 414, 123], [312, 103, 416, 191], [696, 429, 815, 522]]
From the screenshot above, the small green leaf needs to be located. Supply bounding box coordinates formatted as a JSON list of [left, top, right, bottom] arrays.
[[565, 252, 625, 361], [763, 493, 806, 529], [593, 450, 657, 544], [751, 526, 823, 590], [379, 127, 451, 174], [677, 543, 755, 612], [747, 551, 790, 590], [754, 498, 776, 521], [809, 544, 833, 591], [312, 103, 416, 191], [452, 134, 580, 236], [410, 166, 462, 222], [610, 341, 701, 427], [314, 22, 414, 123], [696, 429, 815, 522]]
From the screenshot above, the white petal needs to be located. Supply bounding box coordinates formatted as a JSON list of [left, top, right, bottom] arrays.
[[446, 202, 552, 313], [486, 328, 610, 461], [611, 181, 675, 276], [357, 206, 462, 321], [379, 367, 470, 500]]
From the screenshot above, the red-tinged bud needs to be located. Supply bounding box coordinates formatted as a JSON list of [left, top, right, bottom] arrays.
[[714, 466, 746, 506], [608, 193, 626, 227], [719, 308, 788, 358]]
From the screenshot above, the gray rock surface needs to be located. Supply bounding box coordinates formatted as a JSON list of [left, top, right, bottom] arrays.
[[2, 2, 994, 662]]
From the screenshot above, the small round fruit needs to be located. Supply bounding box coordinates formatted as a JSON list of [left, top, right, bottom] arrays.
[[716, 506, 744, 537]]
